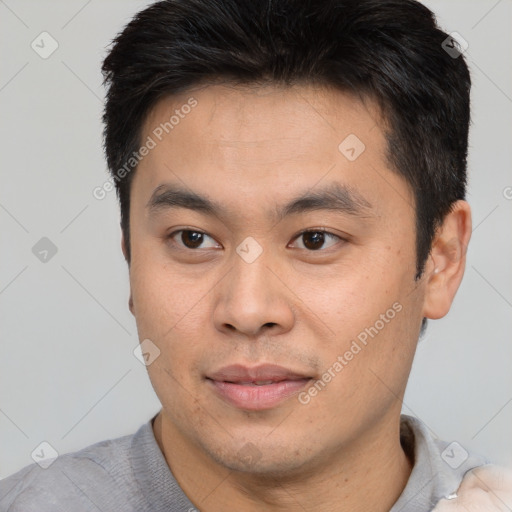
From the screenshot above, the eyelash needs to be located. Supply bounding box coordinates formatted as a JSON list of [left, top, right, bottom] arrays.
[[166, 228, 344, 252]]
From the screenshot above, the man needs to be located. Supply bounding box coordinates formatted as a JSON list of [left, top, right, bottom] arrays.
[[1, 0, 508, 510]]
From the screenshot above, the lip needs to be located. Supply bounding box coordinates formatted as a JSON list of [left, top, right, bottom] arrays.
[[206, 364, 312, 411]]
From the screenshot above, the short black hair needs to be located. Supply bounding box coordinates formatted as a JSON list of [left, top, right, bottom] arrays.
[[102, 0, 471, 279]]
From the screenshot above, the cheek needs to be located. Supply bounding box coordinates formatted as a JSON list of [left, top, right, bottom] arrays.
[[301, 306, 419, 436], [130, 253, 203, 336], [304, 256, 421, 397], [129, 264, 213, 386], [306, 263, 396, 336]]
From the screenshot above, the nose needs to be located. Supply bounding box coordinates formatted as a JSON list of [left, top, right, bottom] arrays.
[[212, 250, 295, 339]]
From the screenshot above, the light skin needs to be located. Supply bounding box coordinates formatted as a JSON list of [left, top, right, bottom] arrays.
[[122, 84, 472, 511], [433, 465, 512, 511]]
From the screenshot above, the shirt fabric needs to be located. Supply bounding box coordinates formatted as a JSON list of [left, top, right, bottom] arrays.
[[0, 414, 489, 512]]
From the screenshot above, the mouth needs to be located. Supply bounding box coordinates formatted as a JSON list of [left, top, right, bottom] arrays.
[[205, 364, 313, 411]]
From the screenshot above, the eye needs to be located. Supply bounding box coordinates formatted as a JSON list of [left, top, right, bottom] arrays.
[[168, 229, 221, 250], [289, 230, 343, 251]]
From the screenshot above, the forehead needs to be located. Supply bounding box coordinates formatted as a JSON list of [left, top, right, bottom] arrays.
[[133, 83, 413, 220], [143, 83, 385, 154]]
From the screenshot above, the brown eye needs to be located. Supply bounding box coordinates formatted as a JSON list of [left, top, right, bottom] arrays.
[[181, 230, 204, 248], [302, 231, 326, 250], [291, 230, 342, 251], [168, 229, 220, 250]]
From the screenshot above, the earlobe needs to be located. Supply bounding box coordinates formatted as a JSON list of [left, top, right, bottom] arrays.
[[422, 200, 472, 320], [121, 232, 128, 262], [121, 232, 135, 316]]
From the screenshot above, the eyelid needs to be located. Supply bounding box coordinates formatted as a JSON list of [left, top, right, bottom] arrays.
[[288, 228, 345, 250], [166, 227, 346, 252], [167, 228, 222, 249]]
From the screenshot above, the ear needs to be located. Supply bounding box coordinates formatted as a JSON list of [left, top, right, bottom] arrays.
[[121, 232, 135, 316], [121, 230, 129, 262], [422, 200, 472, 320]]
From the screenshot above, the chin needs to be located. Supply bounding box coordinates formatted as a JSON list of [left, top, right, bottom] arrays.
[[205, 439, 317, 479]]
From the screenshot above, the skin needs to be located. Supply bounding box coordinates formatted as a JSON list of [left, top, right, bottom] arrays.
[[122, 84, 472, 511], [432, 465, 512, 511]]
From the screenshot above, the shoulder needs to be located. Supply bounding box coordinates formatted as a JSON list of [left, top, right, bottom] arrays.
[[394, 414, 491, 510], [400, 414, 490, 471], [432, 464, 512, 511], [0, 425, 149, 512]]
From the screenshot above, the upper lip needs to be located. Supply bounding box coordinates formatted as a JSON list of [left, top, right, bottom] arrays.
[[207, 364, 312, 383]]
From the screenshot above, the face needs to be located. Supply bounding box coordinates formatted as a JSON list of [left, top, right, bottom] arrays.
[[127, 84, 427, 475]]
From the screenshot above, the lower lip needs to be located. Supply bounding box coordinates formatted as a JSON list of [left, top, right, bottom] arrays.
[[207, 378, 311, 410]]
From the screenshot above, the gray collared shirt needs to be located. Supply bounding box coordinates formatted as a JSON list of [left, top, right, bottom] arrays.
[[0, 414, 488, 511]]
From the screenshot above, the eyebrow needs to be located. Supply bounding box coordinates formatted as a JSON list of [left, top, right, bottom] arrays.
[[146, 182, 373, 221], [275, 182, 373, 220]]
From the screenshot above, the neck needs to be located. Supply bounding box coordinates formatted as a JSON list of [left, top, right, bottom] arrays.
[[152, 411, 413, 512]]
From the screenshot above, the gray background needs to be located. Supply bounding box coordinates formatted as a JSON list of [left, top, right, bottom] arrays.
[[1, 0, 511, 479]]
